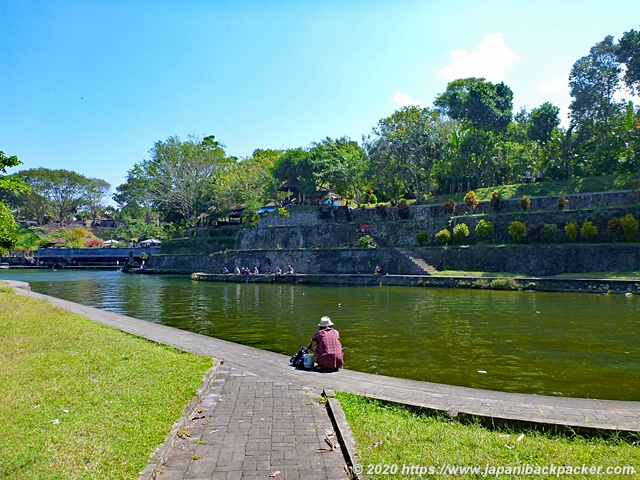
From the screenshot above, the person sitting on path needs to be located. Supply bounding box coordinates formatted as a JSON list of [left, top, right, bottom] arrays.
[[308, 316, 344, 372]]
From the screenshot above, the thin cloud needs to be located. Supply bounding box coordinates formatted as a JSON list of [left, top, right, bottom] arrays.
[[392, 92, 423, 109], [537, 74, 569, 94], [440, 33, 520, 82]]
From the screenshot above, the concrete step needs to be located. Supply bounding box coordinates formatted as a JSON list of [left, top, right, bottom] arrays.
[[399, 249, 438, 275]]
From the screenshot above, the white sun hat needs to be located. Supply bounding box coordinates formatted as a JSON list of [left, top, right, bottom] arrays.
[[318, 316, 334, 327]]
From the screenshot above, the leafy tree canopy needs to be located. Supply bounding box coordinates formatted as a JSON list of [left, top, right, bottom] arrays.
[[434, 77, 513, 133], [616, 28, 640, 94]]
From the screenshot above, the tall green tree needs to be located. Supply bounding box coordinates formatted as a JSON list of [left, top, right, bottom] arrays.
[[434, 77, 513, 188], [616, 28, 640, 95], [7, 168, 89, 225], [527, 102, 561, 173], [569, 35, 625, 175], [80, 178, 111, 223], [212, 149, 284, 218], [114, 165, 157, 223], [365, 106, 452, 204], [271, 148, 316, 204], [0, 150, 29, 253], [135, 135, 231, 226], [310, 137, 367, 205]]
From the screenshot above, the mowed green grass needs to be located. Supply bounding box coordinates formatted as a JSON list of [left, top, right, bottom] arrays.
[[337, 392, 640, 480], [0, 285, 213, 479]]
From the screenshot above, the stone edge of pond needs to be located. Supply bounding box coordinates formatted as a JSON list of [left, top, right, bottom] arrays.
[[184, 272, 640, 295]]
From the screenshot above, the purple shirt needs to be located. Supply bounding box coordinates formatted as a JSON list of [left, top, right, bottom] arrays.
[[311, 327, 344, 369]]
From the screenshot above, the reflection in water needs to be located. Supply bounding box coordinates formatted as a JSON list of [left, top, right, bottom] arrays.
[[2, 269, 639, 401]]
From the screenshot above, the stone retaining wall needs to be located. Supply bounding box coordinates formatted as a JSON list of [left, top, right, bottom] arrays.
[[147, 243, 640, 277]]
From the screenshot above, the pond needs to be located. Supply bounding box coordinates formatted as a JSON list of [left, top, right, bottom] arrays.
[[2, 269, 639, 401]]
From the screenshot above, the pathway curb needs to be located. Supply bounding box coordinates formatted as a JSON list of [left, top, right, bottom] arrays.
[[139, 362, 222, 480], [324, 389, 360, 480]]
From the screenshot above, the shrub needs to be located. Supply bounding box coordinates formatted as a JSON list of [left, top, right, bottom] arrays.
[[278, 207, 290, 218], [543, 224, 558, 243], [519, 195, 531, 211], [397, 199, 410, 219], [84, 238, 102, 248], [242, 214, 260, 228], [475, 219, 494, 241], [358, 235, 372, 248], [435, 229, 451, 245], [364, 187, 375, 204], [464, 191, 479, 211], [453, 223, 470, 244], [620, 213, 639, 242], [564, 222, 579, 242], [376, 204, 388, 218], [490, 278, 518, 290], [71, 227, 87, 240], [608, 217, 625, 242], [442, 199, 456, 215], [557, 196, 568, 210], [416, 231, 429, 246], [508, 220, 527, 243], [490, 190, 504, 211], [580, 220, 598, 242]]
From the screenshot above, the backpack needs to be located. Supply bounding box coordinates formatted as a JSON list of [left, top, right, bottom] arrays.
[[290, 347, 308, 368]]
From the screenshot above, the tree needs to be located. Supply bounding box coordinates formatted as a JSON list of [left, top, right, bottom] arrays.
[[0, 202, 18, 253], [213, 149, 284, 219], [616, 29, 640, 95], [135, 135, 231, 226], [435, 77, 513, 133], [434, 78, 513, 188], [0, 150, 29, 253], [114, 164, 157, 224], [569, 35, 625, 174], [271, 148, 316, 204], [16, 169, 88, 224], [310, 137, 367, 205], [81, 178, 111, 223], [528, 102, 561, 148], [365, 106, 451, 204]]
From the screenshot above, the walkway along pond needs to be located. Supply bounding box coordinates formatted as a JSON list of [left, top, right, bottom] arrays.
[[1, 269, 639, 402]]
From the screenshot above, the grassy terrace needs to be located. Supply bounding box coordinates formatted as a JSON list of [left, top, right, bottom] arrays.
[[422, 173, 640, 205], [337, 393, 640, 479], [0, 283, 213, 480]]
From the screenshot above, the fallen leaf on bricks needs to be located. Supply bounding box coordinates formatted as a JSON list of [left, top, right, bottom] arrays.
[[269, 471, 281, 477]]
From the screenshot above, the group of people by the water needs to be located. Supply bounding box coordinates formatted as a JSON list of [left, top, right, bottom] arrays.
[[222, 261, 295, 276]]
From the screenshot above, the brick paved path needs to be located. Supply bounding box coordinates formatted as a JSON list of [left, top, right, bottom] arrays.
[[157, 364, 349, 479]]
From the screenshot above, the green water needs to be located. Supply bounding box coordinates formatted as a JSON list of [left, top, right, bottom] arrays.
[[2, 269, 639, 401]]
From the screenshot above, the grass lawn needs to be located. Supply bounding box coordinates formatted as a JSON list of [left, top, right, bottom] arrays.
[[423, 173, 640, 205], [337, 393, 640, 480], [0, 284, 214, 480]]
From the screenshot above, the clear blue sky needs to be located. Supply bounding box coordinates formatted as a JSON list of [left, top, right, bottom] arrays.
[[1, 0, 638, 196]]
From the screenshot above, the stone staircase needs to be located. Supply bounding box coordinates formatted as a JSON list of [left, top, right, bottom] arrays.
[[399, 249, 438, 275]]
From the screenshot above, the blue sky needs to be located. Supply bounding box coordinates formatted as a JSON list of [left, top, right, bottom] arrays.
[[1, 0, 638, 196]]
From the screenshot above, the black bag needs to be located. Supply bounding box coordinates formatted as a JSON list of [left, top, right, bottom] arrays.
[[290, 347, 308, 368]]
